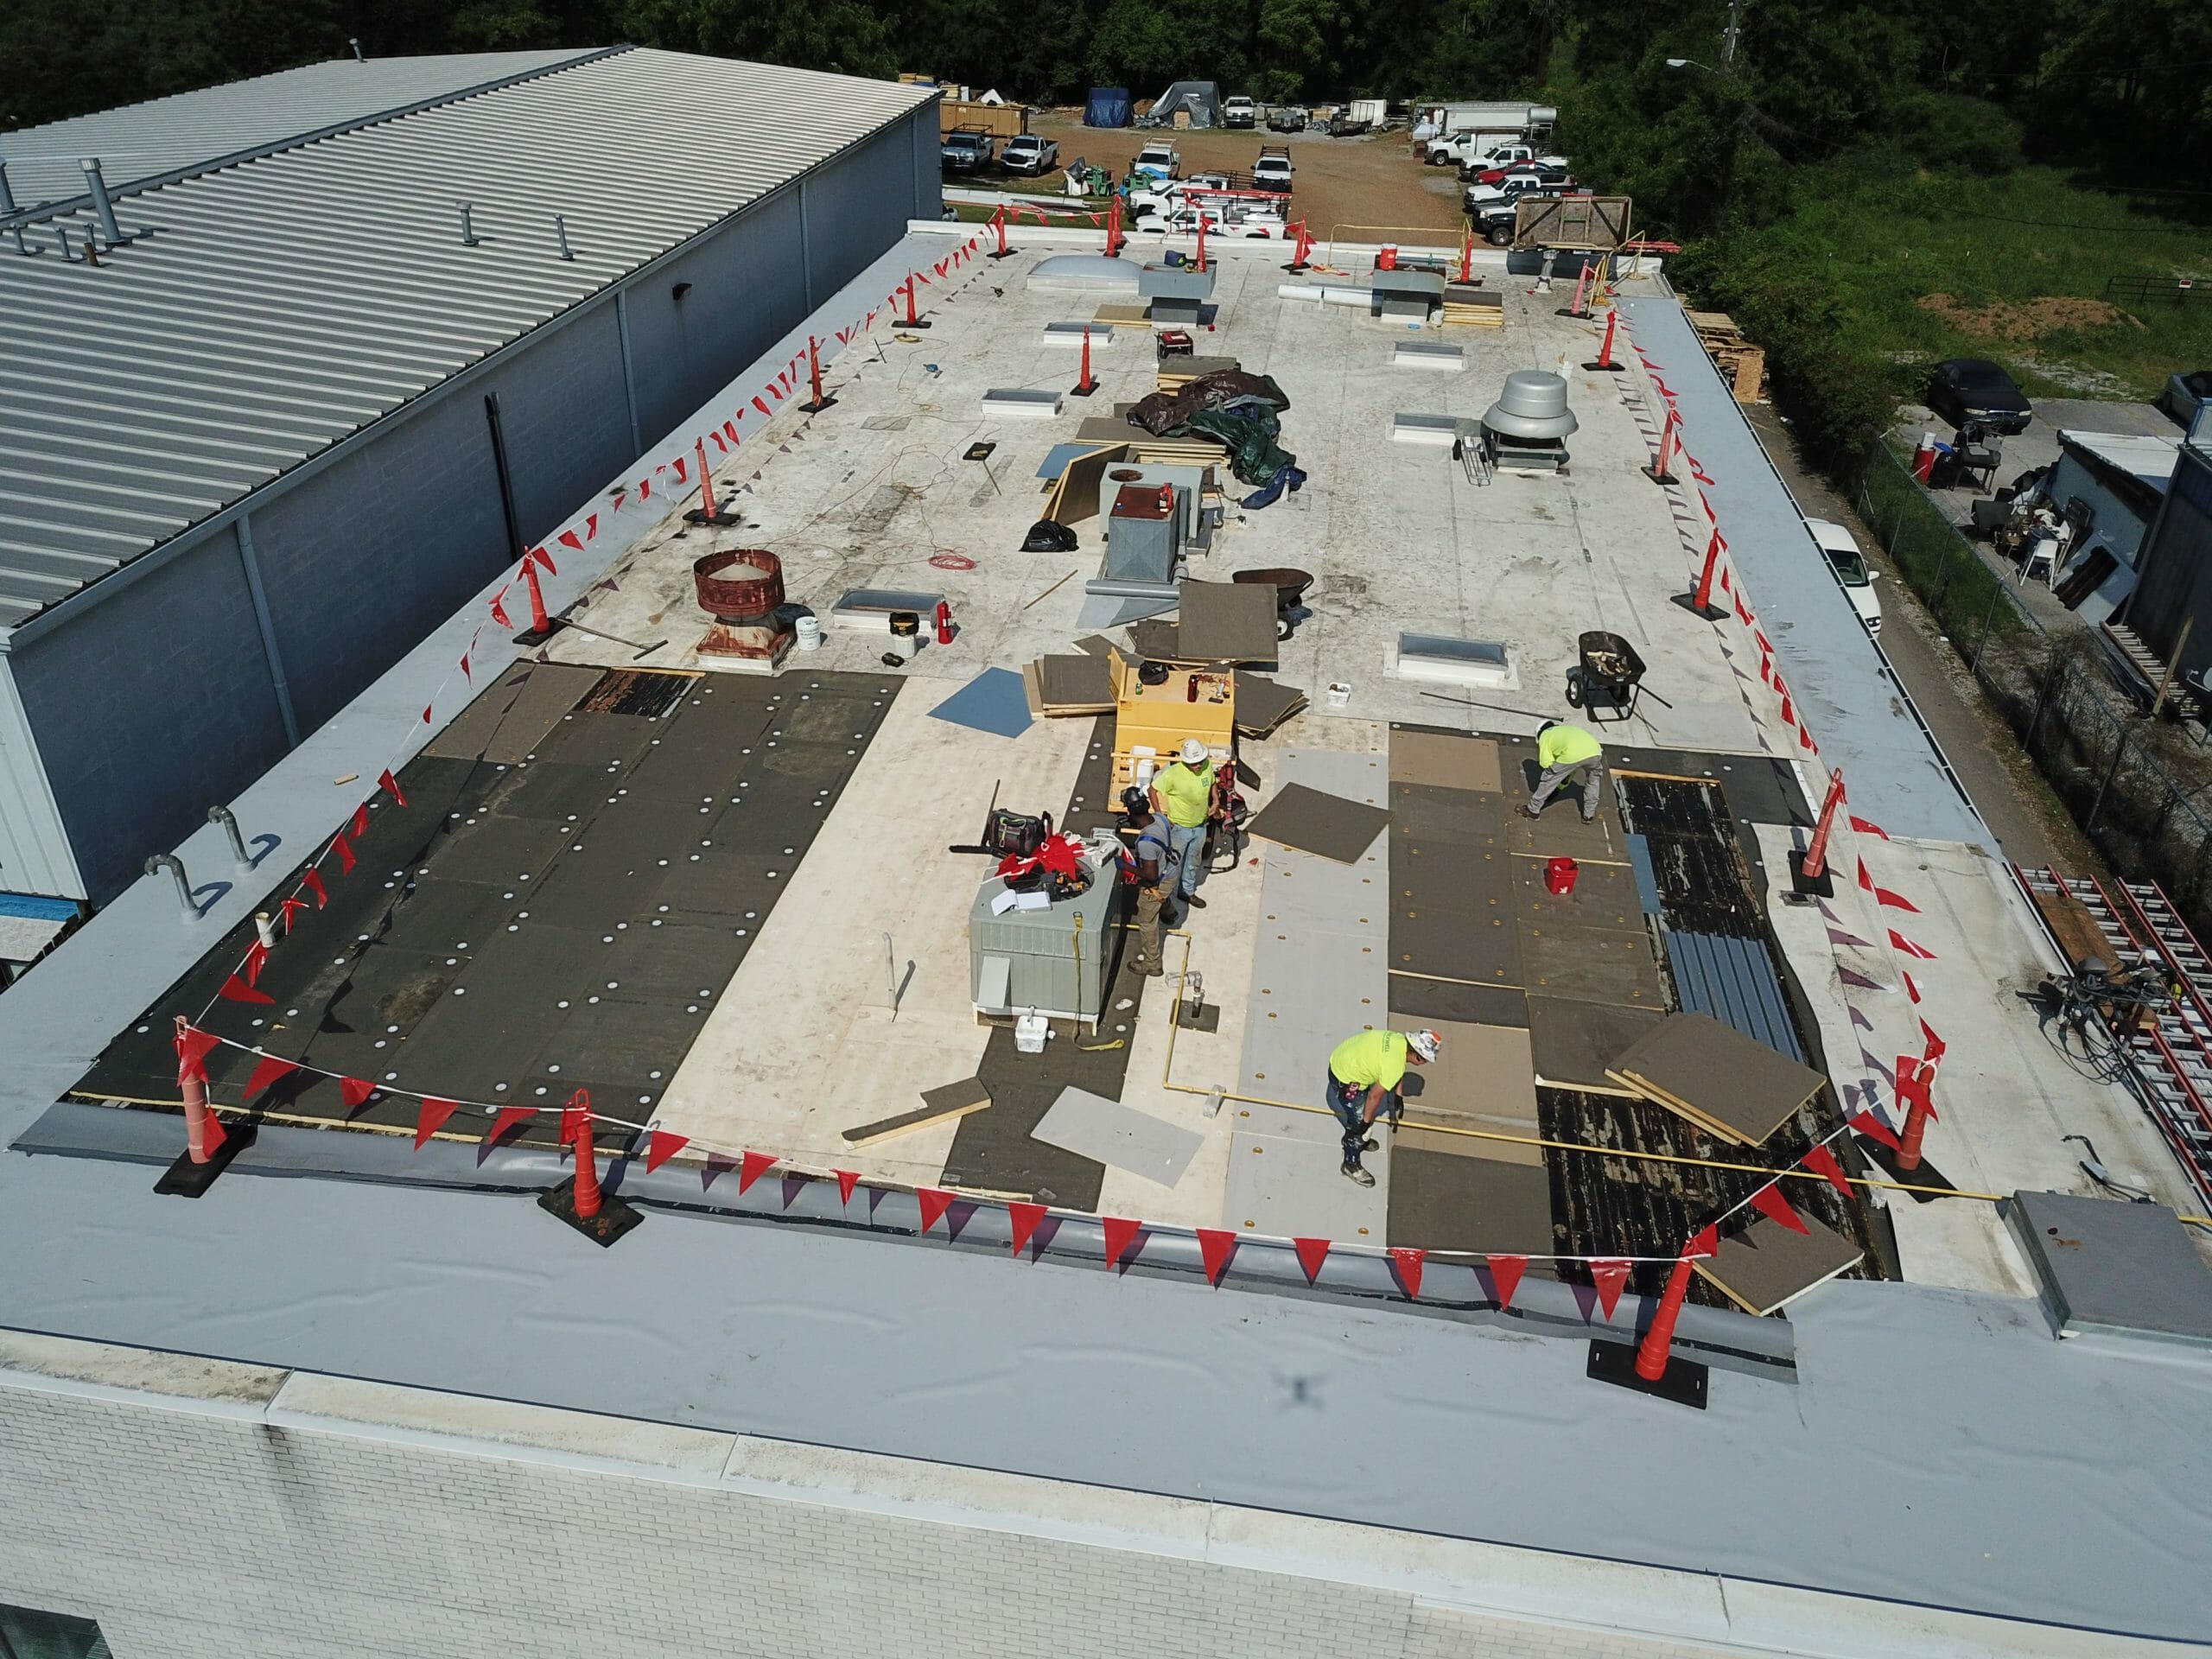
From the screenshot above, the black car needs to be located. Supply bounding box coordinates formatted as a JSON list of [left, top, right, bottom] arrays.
[[1926, 359, 2032, 435]]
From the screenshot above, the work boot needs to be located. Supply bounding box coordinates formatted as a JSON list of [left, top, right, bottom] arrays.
[[1183, 893, 1208, 909], [1135, 960, 1163, 977], [1341, 1161, 1376, 1187], [1518, 804, 1541, 820], [1359, 1137, 1378, 1152]]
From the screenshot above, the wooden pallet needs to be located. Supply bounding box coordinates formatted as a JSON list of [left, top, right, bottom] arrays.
[[1686, 308, 1767, 403]]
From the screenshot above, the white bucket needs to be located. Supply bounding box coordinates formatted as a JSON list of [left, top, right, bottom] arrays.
[[1326, 682, 1352, 709], [1014, 1012, 1049, 1053], [794, 614, 823, 652]]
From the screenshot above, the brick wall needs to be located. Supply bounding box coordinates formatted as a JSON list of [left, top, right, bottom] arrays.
[[0, 1341, 1756, 1659]]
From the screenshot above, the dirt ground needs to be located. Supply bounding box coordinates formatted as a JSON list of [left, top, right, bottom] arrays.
[[1021, 110, 1468, 238], [1915, 292, 2140, 341]]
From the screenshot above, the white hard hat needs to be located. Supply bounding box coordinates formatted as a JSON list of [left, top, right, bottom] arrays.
[[1407, 1028, 1441, 1062], [1179, 738, 1210, 765]]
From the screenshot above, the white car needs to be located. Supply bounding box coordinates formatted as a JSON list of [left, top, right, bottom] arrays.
[[1133, 143, 1181, 181], [1224, 96, 1257, 129], [1808, 518, 1882, 633]]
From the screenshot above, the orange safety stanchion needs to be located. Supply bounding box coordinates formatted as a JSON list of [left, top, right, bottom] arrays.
[[1895, 1058, 1936, 1173], [800, 334, 836, 413], [1679, 528, 1726, 621], [1194, 212, 1208, 273], [1072, 325, 1099, 397], [1459, 227, 1473, 284], [1645, 404, 1679, 486], [901, 273, 931, 329], [539, 1091, 642, 1243], [1105, 195, 1124, 259], [512, 554, 566, 645], [1798, 769, 1847, 883], [988, 203, 1014, 260], [1634, 1248, 1698, 1381], [1584, 308, 1624, 372], [1590, 1225, 1712, 1408]]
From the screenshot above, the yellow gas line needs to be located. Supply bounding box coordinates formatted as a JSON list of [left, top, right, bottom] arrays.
[[1159, 935, 2212, 1225]]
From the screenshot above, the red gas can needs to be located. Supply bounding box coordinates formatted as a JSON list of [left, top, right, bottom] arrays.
[[1545, 855, 1580, 896]]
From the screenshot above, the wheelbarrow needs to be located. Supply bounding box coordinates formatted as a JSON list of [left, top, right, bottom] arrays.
[[1233, 567, 1314, 640], [1566, 629, 1648, 722]]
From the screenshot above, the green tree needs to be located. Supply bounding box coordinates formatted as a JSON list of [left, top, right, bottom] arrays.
[[615, 0, 899, 79]]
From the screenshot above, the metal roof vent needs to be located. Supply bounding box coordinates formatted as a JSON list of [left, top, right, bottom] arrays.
[[1482, 371, 1578, 441]]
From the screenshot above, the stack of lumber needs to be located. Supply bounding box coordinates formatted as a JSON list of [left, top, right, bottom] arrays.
[[1442, 284, 1503, 328], [1603, 1013, 1827, 1147], [1687, 310, 1766, 403], [1155, 354, 1239, 392], [1022, 652, 1116, 717]]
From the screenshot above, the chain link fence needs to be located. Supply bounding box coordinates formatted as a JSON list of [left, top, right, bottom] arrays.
[[1854, 438, 2212, 931]]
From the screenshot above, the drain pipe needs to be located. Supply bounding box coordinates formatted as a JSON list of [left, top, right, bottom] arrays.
[[79, 158, 125, 247], [144, 854, 195, 919], [207, 804, 251, 867], [458, 202, 480, 247]]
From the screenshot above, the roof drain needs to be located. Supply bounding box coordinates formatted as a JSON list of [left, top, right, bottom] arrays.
[[79, 158, 134, 249], [458, 201, 480, 247], [0, 162, 35, 257]]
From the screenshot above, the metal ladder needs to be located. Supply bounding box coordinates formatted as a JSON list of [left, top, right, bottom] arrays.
[[1456, 428, 1492, 488], [2017, 867, 2212, 1205]]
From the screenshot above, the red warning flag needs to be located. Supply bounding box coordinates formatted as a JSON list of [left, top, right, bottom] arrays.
[[1196, 1228, 1237, 1285], [1921, 1020, 1947, 1066], [174, 1024, 221, 1084], [218, 973, 274, 1006], [917, 1187, 955, 1233], [645, 1129, 688, 1173], [277, 897, 307, 934], [1896, 1056, 1939, 1122], [1801, 1142, 1853, 1198], [558, 528, 584, 552], [1849, 814, 1890, 841], [671, 457, 689, 484], [583, 512, 600, 539], [420, 704, 433, 725], [340, 1077, 376, 1109], [1588, 1259, 1631, 1320], [1902, 969, 1923, 1004], [529, 545, 556, 575], [1101, 1214, 1142, 1268], [332, 834, 356, 875], [484, 1104, 534, 1147], [352, 803, 370, 839], [415, 1097, 459, 1147], [243, 938, 269, 986], [301, 869, 327, 910], [1292, 1236, 1330, 1283], [1685, 1224, 1719, 1260], [1388, 1247, 1426, 1300], [737, 1149, 776, 1194], [1007, 1201, 1047, 1256], [1749, 1182, 1810, 1235], [378, 768, 407, 808], [753, 395, 772, 417], [1487, 1253, 1528, 1310], [1850, 1109, 1900, 1149], [834, 1168, 860, 1204], [200, 1109, 229, 1155], [243, 1052, 299, 1101], [1888, 928, 1936, 960], [490, 588, 513, 627]]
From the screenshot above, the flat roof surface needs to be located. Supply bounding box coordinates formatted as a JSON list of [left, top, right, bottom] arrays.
[[2058, 427, 2180, 491], [6, 232, 2212, 1641], [0, 47, 933, 628]]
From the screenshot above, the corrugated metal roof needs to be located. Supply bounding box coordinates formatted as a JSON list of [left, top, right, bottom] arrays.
[[0, 48, 935, 630], [0, 49, 607, 211]]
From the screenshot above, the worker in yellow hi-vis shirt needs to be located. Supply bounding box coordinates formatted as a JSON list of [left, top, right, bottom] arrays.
[[1521, 720, 1605, 824], [1148, 738, 1215, 910], [1325, 1027, 1440, 1187]]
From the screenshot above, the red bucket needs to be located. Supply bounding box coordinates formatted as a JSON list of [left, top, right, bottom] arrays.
[[1545, 856, 1580, 896]]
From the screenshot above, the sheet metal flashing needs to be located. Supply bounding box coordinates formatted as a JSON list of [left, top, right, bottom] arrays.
[[0, 47, 936, 630], [1618, 297, 1984, 844]]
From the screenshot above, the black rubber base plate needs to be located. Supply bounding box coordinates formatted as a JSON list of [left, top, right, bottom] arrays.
[[988, 248, 1017, 259], [512, 619, 569, 646], [899, 319, 931, 328], [1555, 305, 1592, 319], [154, 1123, 257, 1197], [537, 1176, 645, 1245], [1788, 849, 1837, 896], [683, 508, 744, 527], [1584, 359, 1627, 372], [1070, 382, 1100, 397], [799, 396, 837, 414], [1587, 1338, 1709, 1408], [1670, 593, 1728, 621], [1855, 1134, 1949, 1202], [1643, 467, 1678, 486], [1282, 261, 1310, 273]]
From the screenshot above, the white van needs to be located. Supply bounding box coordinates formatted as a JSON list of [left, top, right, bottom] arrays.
[[1807, 518, 1882, 633]]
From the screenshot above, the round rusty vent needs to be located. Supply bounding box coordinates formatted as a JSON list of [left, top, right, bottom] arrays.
[[693, 549, 785, 620]]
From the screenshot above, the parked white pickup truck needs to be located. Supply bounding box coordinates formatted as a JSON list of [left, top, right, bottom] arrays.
[[1425, 128, 1531, 167]]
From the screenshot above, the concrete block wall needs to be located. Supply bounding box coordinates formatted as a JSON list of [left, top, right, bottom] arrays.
[[7, 111, 934, 905], [0, 1338, 1747, 1659]]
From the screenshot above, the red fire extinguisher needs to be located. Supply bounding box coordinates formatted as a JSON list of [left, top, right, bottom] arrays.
[[934, 601, 953, 645]]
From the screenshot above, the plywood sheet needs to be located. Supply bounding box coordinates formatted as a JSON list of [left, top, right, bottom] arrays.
[[1038, 652, 1115, 711], [1391, 900, 1521, 987], [424, 664, 531, 760], [1233, 672, 1306, 738], [1393, 1122, 1541, 1167], [1386, 1016, 1537, 1123], [1605, 1012, 1825, 1145], [1694, 1211, 1862, 1314], [482, 664, 604, 765], [1247, 783, 1390, 865], [1387, 1147, 1554, 1255], [1046, 444, 1127, 525], [1527, 997, 1662, 1096], [1513, 855, 1644, 931], [1226, 1130, 1390, 1243], [1390, 783, 1505, 848], [1031, 1087, 1202, 1187], [1389, 730, 1503, 792], [1177, 579, 1281, 664], [1506, 798, 1624, 864]]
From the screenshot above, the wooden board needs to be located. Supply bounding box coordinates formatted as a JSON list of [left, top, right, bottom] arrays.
[[1046, 444, 1127, 525], [1603, 1012, 1826, 1147], [1693, 1211, 1863, 1315], [842, 1078, 992, 1146], [2030, 879, 2122, 976]]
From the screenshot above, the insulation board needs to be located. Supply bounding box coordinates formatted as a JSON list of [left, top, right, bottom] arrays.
[[1247, 783, 1390, 865], [1226, 1130, 1390, 1243], [1031, 1087, 1203, 1187], [1694, 1212, 1863, 1315], [1605, 1013, 1826, 1146], [1506, 798, 1624, 864], [1519, 925, 1663, 1009], [1386, 975, 1529, 1028], [1176, 579, 1282, 664], [1389, 730, 1503, 792], [1387, 1147, 1554, 1255], [1513, 855, 1643, 932], [927, 668, 1035, 738], [1526, 997, 1662, 1096]]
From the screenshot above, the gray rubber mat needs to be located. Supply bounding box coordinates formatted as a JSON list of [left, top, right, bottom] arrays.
[[1526, 997, 1662, 1094], [533, 709, 661, 770], [1387, 1147, 1555, 1255], [1389, 782, 1505, 847], [1247, 783, 1391, 864], [1226, 1130, 1390, 1243], [1177, 579, 1281, 663], [1385, 974, 1529, 1027], [1389, 899, 1522, 987]]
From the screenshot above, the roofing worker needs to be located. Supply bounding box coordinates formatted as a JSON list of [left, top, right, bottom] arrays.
[[1149, 738, 1215, 910], [1120, 788, 1178, 977], [1522, 719, 1605, 824], [1325, 1027, 1440, 1187]]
